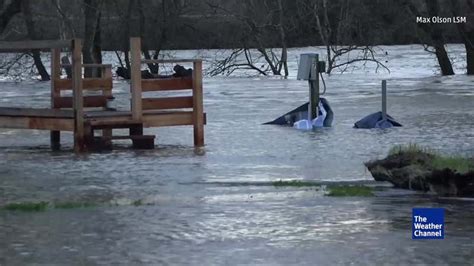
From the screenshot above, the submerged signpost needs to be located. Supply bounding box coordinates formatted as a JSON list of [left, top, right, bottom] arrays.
[[297, 53, 320, 120], [354, 79, 402, 129], [265, 53, 332, 128], [382, 80, 387, 120]]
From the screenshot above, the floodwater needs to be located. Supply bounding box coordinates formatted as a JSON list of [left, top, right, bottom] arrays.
[[0, 45, 473, 265]]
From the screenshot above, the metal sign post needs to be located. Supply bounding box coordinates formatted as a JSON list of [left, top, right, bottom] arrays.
[[297, 53, 320, 120], [382, 80, 387, 120]]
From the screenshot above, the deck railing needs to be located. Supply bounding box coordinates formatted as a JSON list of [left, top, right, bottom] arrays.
[[129, 37, 204, 147]]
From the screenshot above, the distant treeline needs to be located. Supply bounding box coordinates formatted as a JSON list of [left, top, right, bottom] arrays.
[[0, 0, 466, 50], [1, 0, 473, 78]]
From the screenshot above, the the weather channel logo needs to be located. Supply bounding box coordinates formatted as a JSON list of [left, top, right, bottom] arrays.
[[412, 208, 444, 240]]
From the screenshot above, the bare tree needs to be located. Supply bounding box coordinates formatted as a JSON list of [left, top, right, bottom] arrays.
[[300, 0, 389, 74], [450, 0, 474, 75], [276, 0, 288, 76], [208, 0, 289, 77], [21, 0, 50, 81], [402, 0, 454, 75], [208, 48, 270, 76], [51, 0, 76, 39], [141, 0, 198, 74], [111, 0, 137, 79], [83, 0, 103, 77], [0, 0, 22, 34]]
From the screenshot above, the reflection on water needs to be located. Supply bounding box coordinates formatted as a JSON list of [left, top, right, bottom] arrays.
[[0, 45, 474, 264]]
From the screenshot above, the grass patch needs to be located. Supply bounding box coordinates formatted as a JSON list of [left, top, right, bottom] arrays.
[[388, 144, 473, 174], [326, 186, 374, 197], [2, 198, 150, 212], [389, 143, 432, 155], [272, 180, 320, 187], [132, 199, 143, 206], [432, 156, 473, 174], [54, 201, 97, 209], [3, 201, 49, 212]]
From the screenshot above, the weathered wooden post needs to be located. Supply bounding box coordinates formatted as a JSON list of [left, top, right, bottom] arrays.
[[130, 37, 142, 121], [193, 60, 204, 147], [102, 65, 113, 144], [72, 39, 85, 152], [50, 48, 61, 150], [382, 80, 387, 120]]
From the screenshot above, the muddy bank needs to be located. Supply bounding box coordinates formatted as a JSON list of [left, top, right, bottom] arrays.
[[365, 146, 474, 197]]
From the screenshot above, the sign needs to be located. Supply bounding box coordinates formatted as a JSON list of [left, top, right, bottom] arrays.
[[412, 208, 444, 240]]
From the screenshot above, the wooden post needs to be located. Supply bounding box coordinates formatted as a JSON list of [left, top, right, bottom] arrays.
[[84, 121, 93, 150], [129, 124, 143, 136], [130, 37, 142, 121], [50, 48, 61, 150], [193, 60, 204, 147], [72, 39, 85, 152], [61, 56, 72, 78], [102, 65, 113, 142], [309, 54, 319, 120], [382, 80, 387, 120]]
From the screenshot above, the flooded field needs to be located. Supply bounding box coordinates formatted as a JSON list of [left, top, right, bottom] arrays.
[[0, 45, 473, 265]]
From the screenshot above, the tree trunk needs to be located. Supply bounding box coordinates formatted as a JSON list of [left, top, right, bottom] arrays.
[[137, 0, 159, 74], [451, 0, 474, 74], [52, 0, 75, 39], [433, 44, 455, 75], [425, 0, 454, 75], [83, 0, 102, 77], [31, 50, 50, 81], [277, 0, 288, 77], [466, 1, 474, 75], [93, 11, 102, 65], [0, 0, 22, 34], [465, 44, 474, 75], [313, 0, 335, 74], [21, 0, 50, 81], [402, 0, 455, 75]]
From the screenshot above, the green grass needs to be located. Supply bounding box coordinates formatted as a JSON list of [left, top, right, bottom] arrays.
[[272, 180, 375, 197], [388, 143, 432, 155], [431, 156, 474, 174], [272, 180, 320, 187], [132, 199, 143, 206], [2, 199, 150, 212], [54, 201, 97, 209], [326, 186, 374, 197], [2, 201, 96, 211], [3, 201, 49, 212], [388, 144, 473, 174]]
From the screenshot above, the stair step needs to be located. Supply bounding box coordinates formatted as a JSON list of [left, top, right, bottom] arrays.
[[95, 135, 155, 140], [90, 121, 142, 129]]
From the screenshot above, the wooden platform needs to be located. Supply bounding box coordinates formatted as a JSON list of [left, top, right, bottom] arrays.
[[0, 38, 206, 152], [0, 107, 74, 131], [0, 107, 206, 131], [85, 110, 206, 128]]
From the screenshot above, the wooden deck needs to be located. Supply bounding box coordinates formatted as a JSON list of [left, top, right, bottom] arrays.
[[0, 107, 206, 130], [85, 110, 206, 128], [0, 107, 74, 131], [0, 38, 206, 152], [0, 107, 74, 118]]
